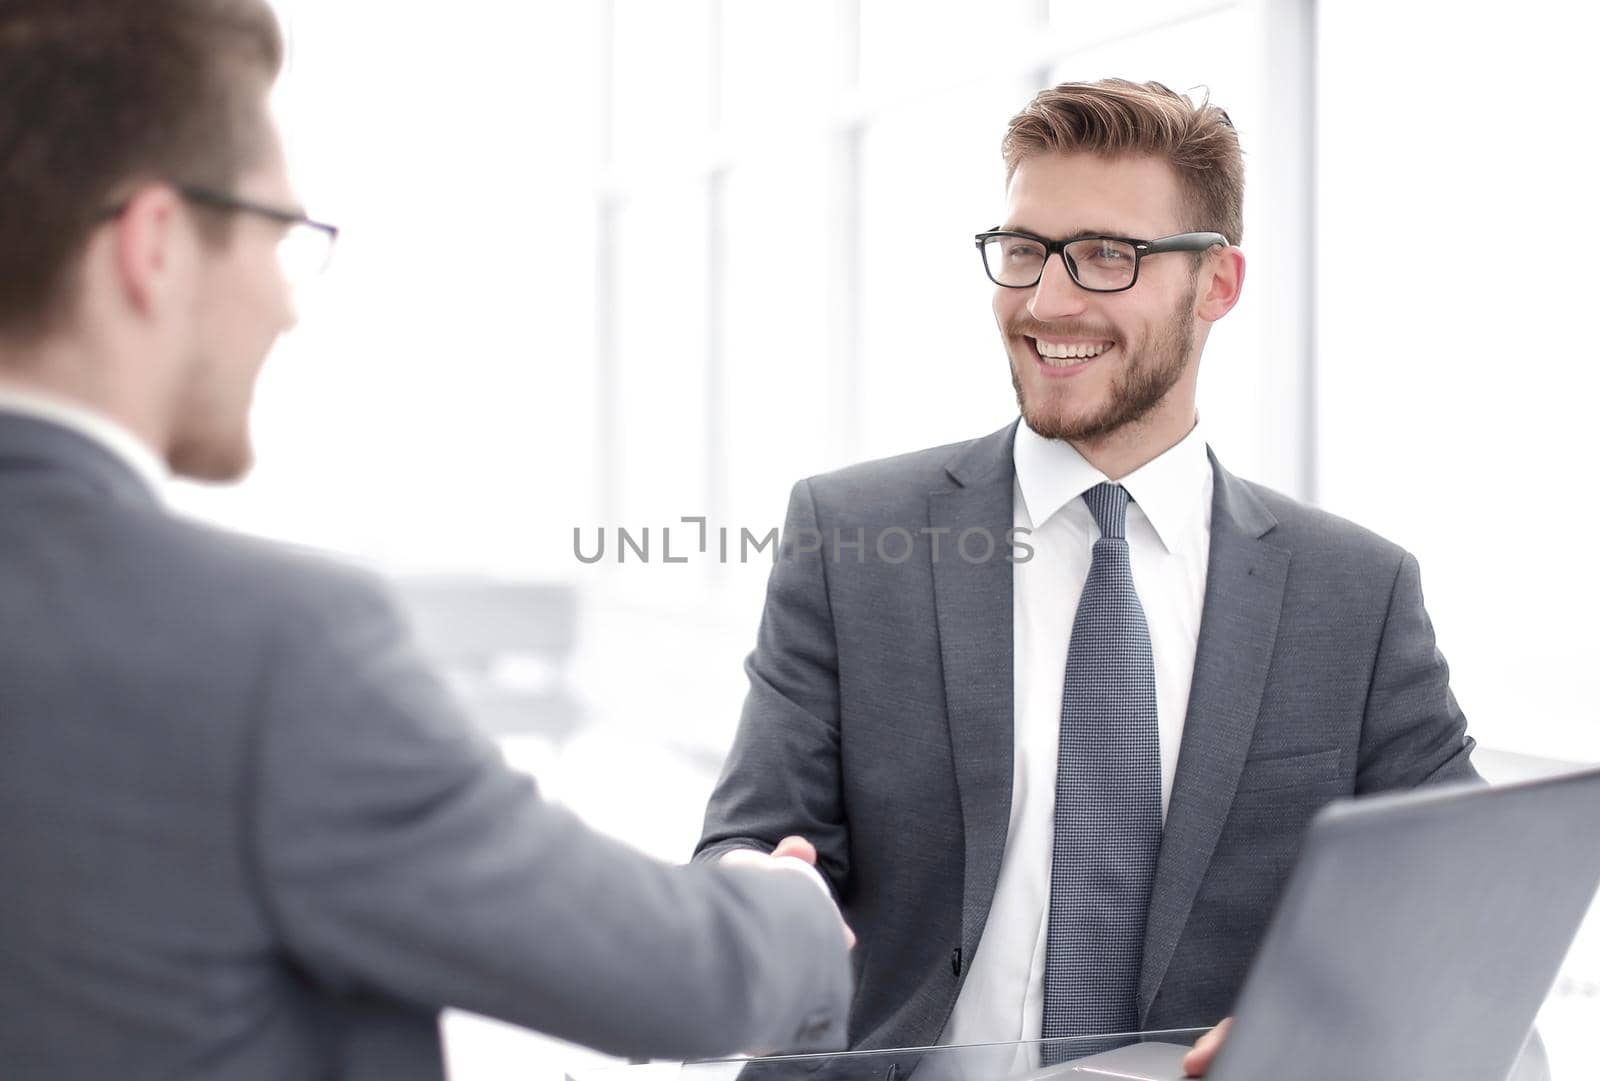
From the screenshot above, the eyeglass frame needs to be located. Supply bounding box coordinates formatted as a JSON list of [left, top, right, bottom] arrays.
[[97, 184, 339, 273], [175, 185, 338, 244], [973, 228, 1228, 293]]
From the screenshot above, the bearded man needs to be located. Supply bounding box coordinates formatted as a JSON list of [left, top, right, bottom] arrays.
[[695, 78, 1477, 1073]]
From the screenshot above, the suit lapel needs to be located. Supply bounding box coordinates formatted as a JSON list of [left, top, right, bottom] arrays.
[[930, 422, 1020, 966], [1138, 451, 1290, 1020]]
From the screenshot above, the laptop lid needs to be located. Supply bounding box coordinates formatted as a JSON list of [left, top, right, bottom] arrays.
[[1208, 768, 1600, 1081]]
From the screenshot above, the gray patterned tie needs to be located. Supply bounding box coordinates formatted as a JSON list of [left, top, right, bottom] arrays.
[[1041, 482, 1162, 1050]]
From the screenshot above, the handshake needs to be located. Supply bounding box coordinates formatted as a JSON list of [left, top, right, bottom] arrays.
[[720, 835, 858, 950]]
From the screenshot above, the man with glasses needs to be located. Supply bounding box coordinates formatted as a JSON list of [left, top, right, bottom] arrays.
[[0, 2, 850, 1078], [698, 79, 1477, 1073]]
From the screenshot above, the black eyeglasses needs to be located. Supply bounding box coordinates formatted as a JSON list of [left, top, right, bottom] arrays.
[[99, 185, 339, 285], [974, 228, 1227, 292]]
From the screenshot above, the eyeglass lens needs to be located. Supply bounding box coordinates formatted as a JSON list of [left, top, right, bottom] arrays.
[[276, 222, 334, 285], [981, 235, 1137, 291]]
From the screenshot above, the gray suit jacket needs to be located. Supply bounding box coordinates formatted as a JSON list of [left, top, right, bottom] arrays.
[[0, 413, 851, 1081], [696, 420, 1476, 1050]]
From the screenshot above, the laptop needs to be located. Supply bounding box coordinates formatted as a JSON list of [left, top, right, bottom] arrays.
[[1057, 767, 1600, 1081]]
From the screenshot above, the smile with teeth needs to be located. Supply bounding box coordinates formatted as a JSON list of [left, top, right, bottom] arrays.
[[1032, 337, 1114, 366]]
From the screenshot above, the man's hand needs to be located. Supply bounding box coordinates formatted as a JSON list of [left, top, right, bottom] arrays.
[[771, 834, 818, 864], [1181, 1017, 1232, 1077], [720, 836, 856, 948]]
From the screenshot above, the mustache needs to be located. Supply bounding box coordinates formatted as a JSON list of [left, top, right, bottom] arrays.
[[1006, 315, 1120, 343]]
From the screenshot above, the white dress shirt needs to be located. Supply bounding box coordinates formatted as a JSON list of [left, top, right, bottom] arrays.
[[939, 419, 1213, 1049], [0, 385, 168, 500]]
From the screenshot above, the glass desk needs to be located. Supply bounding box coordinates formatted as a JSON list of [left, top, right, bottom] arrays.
[[569, 1032, 1209, 1081], [566, 1024, 1566, 1081]]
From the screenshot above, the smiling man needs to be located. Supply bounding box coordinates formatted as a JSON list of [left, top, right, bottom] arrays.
[[696, 79, 1477, 1069]]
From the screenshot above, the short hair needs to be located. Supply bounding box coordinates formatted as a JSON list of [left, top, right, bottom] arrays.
[[1001, 78, 1244, 248], [0, 0, 284, 339]]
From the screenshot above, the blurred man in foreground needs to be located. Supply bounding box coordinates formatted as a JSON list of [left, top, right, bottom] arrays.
[[0, 2, 850, 1078]]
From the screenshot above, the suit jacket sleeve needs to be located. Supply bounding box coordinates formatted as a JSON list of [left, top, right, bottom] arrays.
[[695, 479, 850, 900], [1356, 551, 1478, 791], [244, 570, 851, 1060]]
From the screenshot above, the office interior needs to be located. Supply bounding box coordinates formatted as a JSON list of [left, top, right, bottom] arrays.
[[159, 2, 1600, 1078]]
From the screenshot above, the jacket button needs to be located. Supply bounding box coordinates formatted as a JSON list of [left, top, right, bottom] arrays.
[[951, 946, 962, 976]]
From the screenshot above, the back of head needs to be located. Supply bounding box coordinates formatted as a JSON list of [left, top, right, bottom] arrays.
[[0, 0, 284, 343], [1001, 78, 1244, 248]]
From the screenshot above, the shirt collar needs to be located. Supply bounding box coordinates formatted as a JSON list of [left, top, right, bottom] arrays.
[[1013, 416, 1212, 553], [0, 385, 169, 501]]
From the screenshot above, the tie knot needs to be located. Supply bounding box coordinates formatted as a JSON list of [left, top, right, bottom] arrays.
[[1082, 482, 1130, 540]]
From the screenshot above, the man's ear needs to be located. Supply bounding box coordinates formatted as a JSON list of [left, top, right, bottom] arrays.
[[109, 185, 192, 317], [1194, 245, 1245, 323]]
